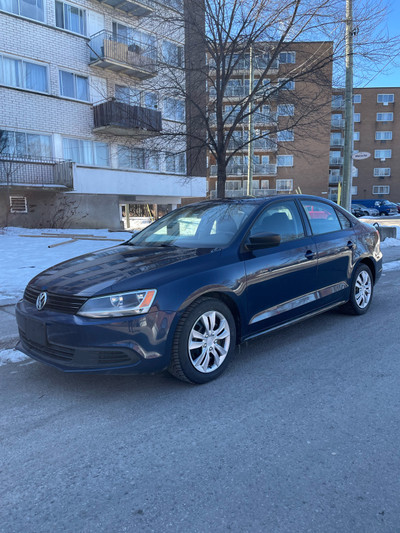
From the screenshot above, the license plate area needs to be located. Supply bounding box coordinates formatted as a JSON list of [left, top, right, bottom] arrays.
[[25, 319, 47, 346]]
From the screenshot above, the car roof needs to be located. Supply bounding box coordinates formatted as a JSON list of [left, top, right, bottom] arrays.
[[188, 194, 335, 208]]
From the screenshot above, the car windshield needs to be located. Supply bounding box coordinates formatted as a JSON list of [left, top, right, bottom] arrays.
[[128, 203, 257, 248]]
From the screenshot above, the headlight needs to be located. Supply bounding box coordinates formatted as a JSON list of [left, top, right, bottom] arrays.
[[77, 289, 157, 318]]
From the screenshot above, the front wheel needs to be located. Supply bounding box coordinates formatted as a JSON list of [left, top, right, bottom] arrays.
[[340, 264, 374, 315], [168, 298, 236, 384]]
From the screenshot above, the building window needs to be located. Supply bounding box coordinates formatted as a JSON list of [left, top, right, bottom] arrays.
[[162, 40, 184, 67], [0, 0, 44, 21], [372, 185, 390, 195], [276, 179, 293, 191], [353, 113, 360, 122], [375, 131, 392, 141], [163, 97, 185, 122], [63, 138, 109, 166], [332, 95, 344, 108], [277, 155, 293, 167], [0, 129, 51, 157], [260, 179, 270, 189], [0, 54, 48, 93], [166, 152, 186, 174], [377, 94, 394, 104], [353, 132, 360, 141], [373, 168, 391, 177], [59, 71, 89, 101], [353, 94, 362, 103], [376, 112, 393, 121], [279, 52, 296, 64], [374, 149, 391, 159], [115, 86, 158, 109], [277, 104, 294, 116], [277, 130, 294, 142], [55, 1, 86, 35], [278, 78, 295, 90], [118, 147, 160, 171], [9, 196, 28, 213]]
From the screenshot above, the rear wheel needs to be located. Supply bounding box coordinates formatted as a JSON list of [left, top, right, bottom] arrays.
[[168, 298, 236, 384], [340, 264, 373, 315]]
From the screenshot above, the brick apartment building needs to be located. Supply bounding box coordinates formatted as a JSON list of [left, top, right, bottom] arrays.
[[207, 42, 333, 200], [329, 87, 400, 204], [0, 0, 206, 229]]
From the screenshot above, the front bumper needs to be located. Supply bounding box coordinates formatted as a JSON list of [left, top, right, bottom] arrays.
[[16, 299, 176, 374]]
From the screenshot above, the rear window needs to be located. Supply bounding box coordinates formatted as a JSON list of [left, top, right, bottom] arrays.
[[301, 200, 342, 235]]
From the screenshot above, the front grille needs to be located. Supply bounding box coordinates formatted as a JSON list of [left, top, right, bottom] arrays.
[[20, 331, 74, 362], [24, 286, 88, 314]]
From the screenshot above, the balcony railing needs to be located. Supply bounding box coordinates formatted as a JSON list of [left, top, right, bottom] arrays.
[[96, 0, 153, 16], [0, 155, 74, 188], [330, 137, 344, 147], [329, 173, 342, 184], [331, 118, 345, 129], [329, 156, 344, 166], [93, 100, 162, 137], [89, 31, 158, 79], [210, 163, 277, 177], [210, 111, 277, 126], [227, 138, 278, 151], [332, 100, 345, 109]]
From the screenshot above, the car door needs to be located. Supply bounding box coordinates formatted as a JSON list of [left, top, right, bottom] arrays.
[[299, 199, 356, 308], [242, 199, 319, 338]]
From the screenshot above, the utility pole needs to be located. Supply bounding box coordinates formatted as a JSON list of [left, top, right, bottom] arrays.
[[247, 45, 254, 196], [340, 0, 354, 212]]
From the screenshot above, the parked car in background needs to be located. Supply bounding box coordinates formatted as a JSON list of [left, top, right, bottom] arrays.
[[353, 199, 398, 216], [352, 204, 379, 217], [16, 196, 382, 384], [351, 204, 366, 218], [396, 203, 400, 214]]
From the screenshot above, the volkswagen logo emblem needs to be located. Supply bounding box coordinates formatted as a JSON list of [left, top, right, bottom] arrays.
[[36, 292, 48, 311]]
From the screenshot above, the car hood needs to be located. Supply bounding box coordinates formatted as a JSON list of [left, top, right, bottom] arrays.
[[28, 245, 211, 297]]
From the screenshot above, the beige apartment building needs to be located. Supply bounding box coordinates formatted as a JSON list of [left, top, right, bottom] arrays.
[[330, 87, 400, 204], [207, 42, 333, 200]]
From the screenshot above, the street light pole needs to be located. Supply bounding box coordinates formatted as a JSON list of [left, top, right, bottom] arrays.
[[340, 0, 354, 212]]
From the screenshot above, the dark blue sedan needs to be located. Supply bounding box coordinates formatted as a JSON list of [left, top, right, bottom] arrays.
[[16, 196, 382, 383]]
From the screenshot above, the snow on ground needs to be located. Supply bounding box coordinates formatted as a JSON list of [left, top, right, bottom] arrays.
[[0, 227, 130, 301], [381, 237, 400, 248], [0, 348, 28, 366]]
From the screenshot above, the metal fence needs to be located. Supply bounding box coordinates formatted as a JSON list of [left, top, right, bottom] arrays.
[[0, 155, 74, 188]]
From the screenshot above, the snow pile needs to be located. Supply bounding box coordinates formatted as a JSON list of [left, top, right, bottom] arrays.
[[0, 348, 28, 366], [0, 227, 130, 301], [381, 236, 400, 248]]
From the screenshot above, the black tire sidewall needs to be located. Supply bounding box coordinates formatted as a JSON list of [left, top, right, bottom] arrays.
[[175, 299, 236, 384]]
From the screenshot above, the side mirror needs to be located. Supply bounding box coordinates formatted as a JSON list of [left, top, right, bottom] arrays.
[[247, 232, 281, 250]]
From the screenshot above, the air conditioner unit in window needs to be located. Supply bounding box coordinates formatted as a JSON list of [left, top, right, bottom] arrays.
[[381, 158, 386, 161], [383, 102, 388, 106]]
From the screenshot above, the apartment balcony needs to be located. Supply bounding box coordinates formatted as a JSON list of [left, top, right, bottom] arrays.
[[226, 137, 278, 152], [331, 118, 345, 129], [210, 163, 277, 177], [93, 100, 162, 137], [96, 0, 153, 16], [89, 31, 158, 79], [329, 173, 342, 185], [210, 111, 277, 126], [329, 156, 344, 166], [0, 156, 74, 189], [332, 100, 345, 110], [210, 188, 277, 199], [330, 137, 344, 147]]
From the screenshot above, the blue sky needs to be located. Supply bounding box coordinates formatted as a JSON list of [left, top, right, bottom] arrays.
[[361, 0, 400, 87]]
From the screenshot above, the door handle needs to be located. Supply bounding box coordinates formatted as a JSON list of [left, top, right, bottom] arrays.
[[305, 250, 316, 260], [347, 241, 355, 249]]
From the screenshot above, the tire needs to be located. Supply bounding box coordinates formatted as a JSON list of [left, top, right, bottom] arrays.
[[339, 264, 374, 315], [168, 297, 236, 384], [380, 212, 388, 217]]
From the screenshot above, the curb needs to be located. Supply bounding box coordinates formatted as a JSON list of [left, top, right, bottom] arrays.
[[0, 299, 18, 307]]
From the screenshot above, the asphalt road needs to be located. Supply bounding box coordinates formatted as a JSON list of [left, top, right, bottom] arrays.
[[1, 268, 400, 533]]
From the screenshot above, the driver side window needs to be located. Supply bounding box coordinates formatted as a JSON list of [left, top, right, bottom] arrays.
[[248, 201, 305, 243]]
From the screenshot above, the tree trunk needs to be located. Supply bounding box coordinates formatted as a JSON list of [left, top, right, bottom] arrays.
[[216, 159, 227, 198]]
